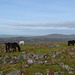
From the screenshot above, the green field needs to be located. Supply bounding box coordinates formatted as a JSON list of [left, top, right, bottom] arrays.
[[0, 42, 75, 75]]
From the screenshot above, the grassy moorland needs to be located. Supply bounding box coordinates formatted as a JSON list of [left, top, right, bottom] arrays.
[[0, 42, 75, 75]]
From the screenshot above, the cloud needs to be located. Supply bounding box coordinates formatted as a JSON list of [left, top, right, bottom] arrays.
[[0, 20, 75, 35], [0, 19, 20, 23], [0, 18, 75, 28], [0, 20, 75, 29]]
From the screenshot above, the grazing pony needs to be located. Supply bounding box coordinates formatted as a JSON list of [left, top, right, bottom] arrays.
[[19, 41, 24, 45], [5, 42, 20, 52], [68, 40, 75, 46]]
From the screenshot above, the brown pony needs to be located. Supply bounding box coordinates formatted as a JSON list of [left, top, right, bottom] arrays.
[[5, 42, 20, 52], [68, 40, 75, 46]]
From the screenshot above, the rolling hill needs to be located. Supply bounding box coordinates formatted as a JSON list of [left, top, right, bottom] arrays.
[[0, 34, 75, 43]]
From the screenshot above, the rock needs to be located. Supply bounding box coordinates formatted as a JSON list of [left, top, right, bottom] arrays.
[[27, 58, 34, 63], [39, 61, 44, 65], [0, 57, 3, 60], [69, 52, 75, 55], [0, 71, 3, 75], [69, 71, 73, 74], [52, 55, 56, 58], [44, 54, 49, 59], [62, 65, 68, 69], [46, 69, 50, 73], [4, 55, 9, 60], [56, 52, 62, 55], [29, 53, 34, 56], [44, 61, 48, 64], [60, 56, 64, 59], [17, 56, 20, 60], [9, 61, 13, 64], [60, 63, 64, 66], [61, 72, 65, 75], [56, 45, 60, 47], [23, 54, 29, 59], [13, 56, 18, 61], [29, 53, 34, 58], [46, 70, 54, 75], [10, 55, 14, 59], [54, 72, 58, 75], [67, 49, 70, 52], [69, 68, 75, 71], [6, 70, 22, 75], [34, 55, 39, 59], [49, 45, 54, 47], [22, 51, 26, 54], [22, 64, 29, 68], [53, 52, 55, 55], [51, 59, 55, 63], [40, 55, 44, 59], [3, 60, 6, 64], [4, 50, 6, 53], [34, 60, 39, 64], [46, 62, 51, 65], [33, 72, 43, 75], [58, 59, 61, 61]]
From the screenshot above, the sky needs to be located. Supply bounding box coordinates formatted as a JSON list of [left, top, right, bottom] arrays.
[[0, 0, 75, 36]]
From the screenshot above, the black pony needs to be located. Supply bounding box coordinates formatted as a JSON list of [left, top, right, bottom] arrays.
[[5, 42, 20, 52], [68, 40, 75, 46]]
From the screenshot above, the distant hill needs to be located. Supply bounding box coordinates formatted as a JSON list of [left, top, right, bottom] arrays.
[[0, 34, 32, 38], [42, 34, 75, 38], [0, 34, 75, 43], [0, 34, 20, 38]]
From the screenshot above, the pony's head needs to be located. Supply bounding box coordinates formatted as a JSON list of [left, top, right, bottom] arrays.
[[4, 43, 6, 45]]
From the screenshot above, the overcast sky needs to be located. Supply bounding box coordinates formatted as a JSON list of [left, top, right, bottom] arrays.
[[0, 0, 75, 36]]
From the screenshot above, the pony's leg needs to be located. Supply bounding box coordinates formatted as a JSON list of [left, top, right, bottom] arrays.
[[6, 46, 8, 52], [13, 48, 15, 52], [8, 48, 11, 52], [73, 43, 74, 46], [14, 47, 16, 52], [16, 43, 20, 52], [13, 48, 14, 52], [18, 49, 20, 52], [18, 47, 20, 52], [6, 46, 10, 52], [68, 43, 70, 46]]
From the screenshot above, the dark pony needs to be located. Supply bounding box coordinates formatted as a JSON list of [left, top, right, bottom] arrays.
[[5, 42, 20, 52], [68, 40, 75, 46]]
